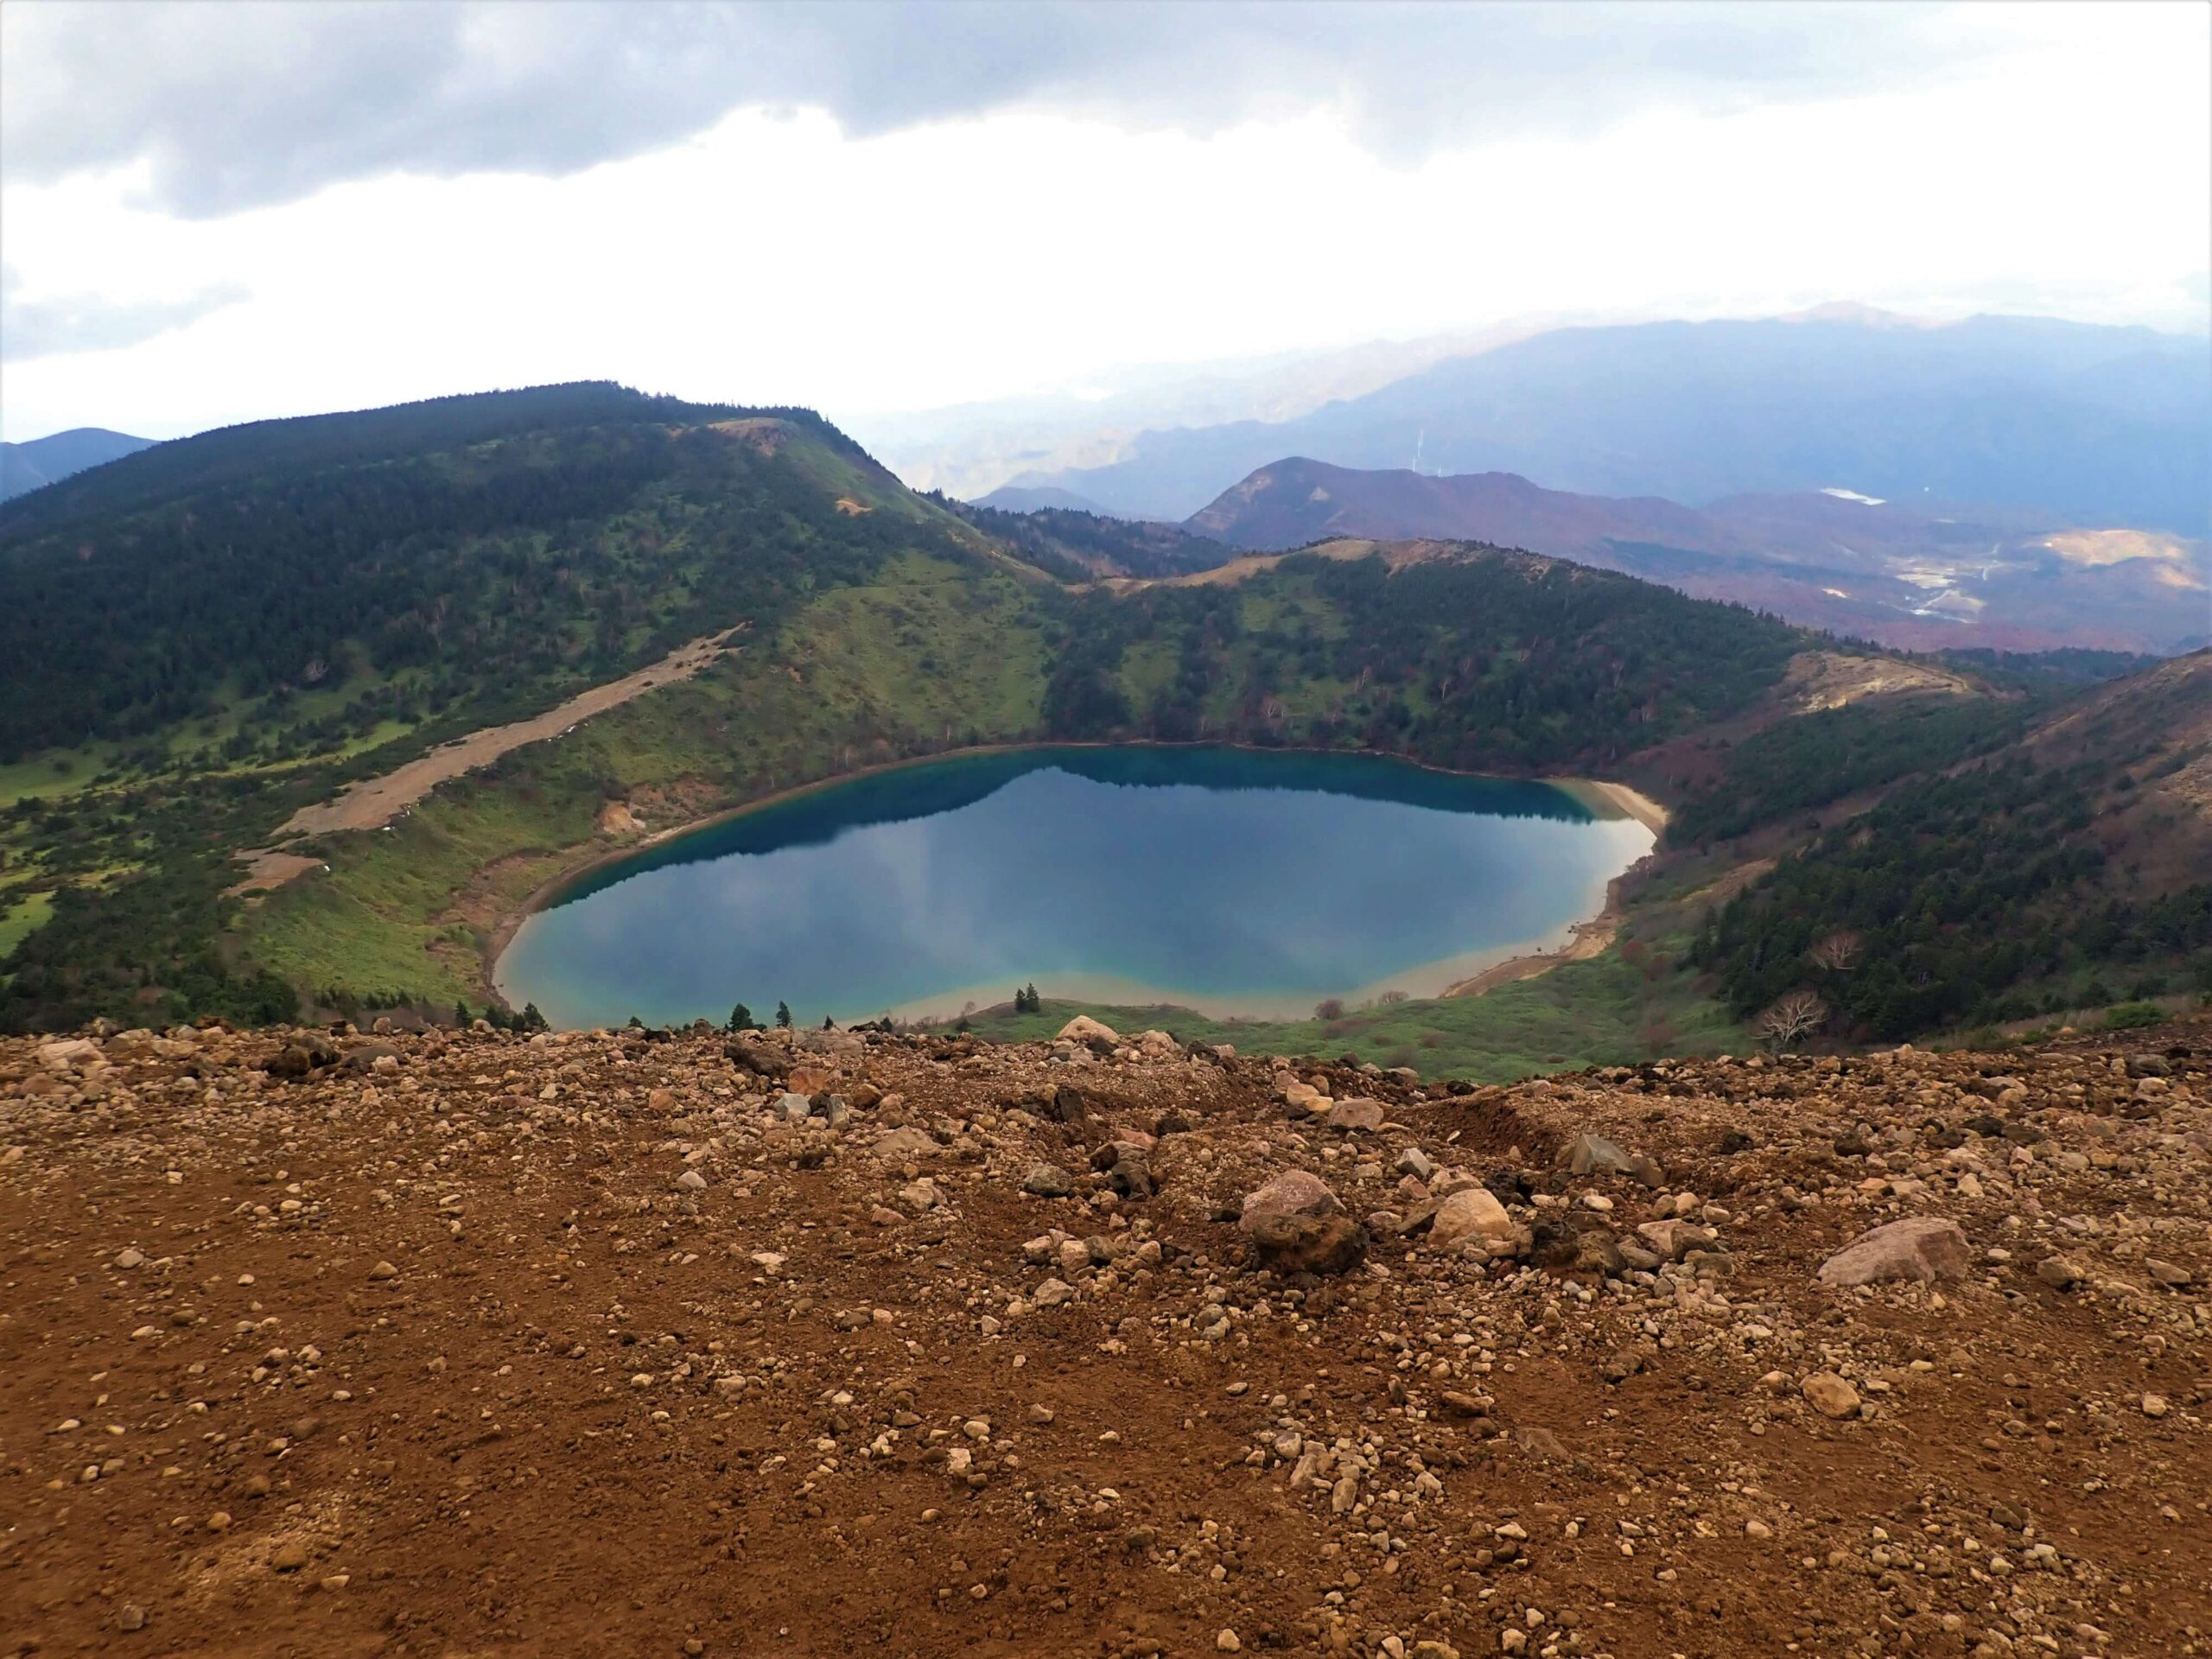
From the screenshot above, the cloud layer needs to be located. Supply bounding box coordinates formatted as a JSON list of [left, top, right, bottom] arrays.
[[2, 0, 1976, 218], [0, 264, 249, 362]]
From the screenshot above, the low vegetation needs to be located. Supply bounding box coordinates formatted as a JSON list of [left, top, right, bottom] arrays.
[[4, 382, 2204, 1076]]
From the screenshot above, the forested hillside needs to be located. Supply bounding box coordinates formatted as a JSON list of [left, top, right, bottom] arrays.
[[3, 380, 2200, 1060], [0, 382, 1808, 1034], [0, 386, 987, 1030], [0, 385, 925, 762], [943, 496, 1234, 580], [1028, 545, 1799, 770], [1690, 652, 2212, 1038]]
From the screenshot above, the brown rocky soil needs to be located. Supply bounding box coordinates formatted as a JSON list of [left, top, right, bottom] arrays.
[[4, 1016, 2209, 1659]]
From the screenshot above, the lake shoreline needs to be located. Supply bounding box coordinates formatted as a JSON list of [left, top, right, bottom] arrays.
[[484, 739, 1672, 1019]]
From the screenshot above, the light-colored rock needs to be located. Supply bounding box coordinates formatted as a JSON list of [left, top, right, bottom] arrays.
[[1802, 1372, 1861, 1419], [1021, 1162, 1074, 1198], [1056, 1016, 1121, 1046], [874, 1126, 937, 1161], [1323, 1096, 1384, 1132], [1240, 1170, 1341, 1226], [1635, 1218, 1717, 1262], [1815, 1217, 1969, 1287], [1428, 1185, 1514, 1250]]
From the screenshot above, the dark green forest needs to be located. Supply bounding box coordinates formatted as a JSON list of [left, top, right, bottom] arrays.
[[943, 496, 1235, 581], [1034, 549, 1803, 770], [1671, 692, 2037, 844], [0, 386, 918, 761], [1694, 750, 2212, 1038]]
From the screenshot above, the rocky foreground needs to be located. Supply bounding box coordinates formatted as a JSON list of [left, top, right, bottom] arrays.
[[3, 1016, 2208, 1659]]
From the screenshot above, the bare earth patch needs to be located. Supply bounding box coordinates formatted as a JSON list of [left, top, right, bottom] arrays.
[[232, 627, 745, 893]]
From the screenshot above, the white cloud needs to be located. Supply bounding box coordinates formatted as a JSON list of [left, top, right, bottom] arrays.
[[3, 1, 1983, 217], [0, 263, 249, 362], [0, 1, 2202, 442]]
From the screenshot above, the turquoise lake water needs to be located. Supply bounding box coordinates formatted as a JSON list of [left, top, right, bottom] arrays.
[[494, 747, 1652, 1028]]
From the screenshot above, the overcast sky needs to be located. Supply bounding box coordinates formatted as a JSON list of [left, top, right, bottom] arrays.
[[1, 0, 2206, 442]]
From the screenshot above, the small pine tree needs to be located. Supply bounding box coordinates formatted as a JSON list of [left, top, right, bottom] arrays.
[[521, 1002, 548, 1031], [627, 1014, 644, 1029], [1024, 982, 1039, 1014], [775, 1001, 791, 1029], [453, 1000, 470, 1027], [727, 1002, 753, 1033], [822, 1014, 835, 1031]]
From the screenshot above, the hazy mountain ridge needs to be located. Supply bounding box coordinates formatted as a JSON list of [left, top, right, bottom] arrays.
[[1007, 311, 2212, 530], [0, 427, 156, 503], [1185, 457, 2210, 653]]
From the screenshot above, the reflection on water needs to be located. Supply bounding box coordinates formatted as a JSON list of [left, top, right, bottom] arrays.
[[497, 747, 1651, 1028]]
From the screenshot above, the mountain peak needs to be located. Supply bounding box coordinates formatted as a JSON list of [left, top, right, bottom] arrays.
[[1774, 301, 1939, 328]]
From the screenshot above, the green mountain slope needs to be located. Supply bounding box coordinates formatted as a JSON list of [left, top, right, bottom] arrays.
[[0, 385, 995, 1029], [1689, 651, 2212, 1038], [4, 380, 2197, 1072]]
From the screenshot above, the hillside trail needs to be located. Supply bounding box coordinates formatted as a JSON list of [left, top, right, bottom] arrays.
[[232, 626, 744, 892]]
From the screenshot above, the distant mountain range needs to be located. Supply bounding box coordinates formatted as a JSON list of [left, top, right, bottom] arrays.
[[0, 427, 156, 503], [1184, 457, 2210, 654], [972, 485, 1113, 515], [995, 309, 2212, 531]]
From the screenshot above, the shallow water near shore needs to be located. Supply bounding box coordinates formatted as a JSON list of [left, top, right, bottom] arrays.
[[495, 746, 1653, 1028]]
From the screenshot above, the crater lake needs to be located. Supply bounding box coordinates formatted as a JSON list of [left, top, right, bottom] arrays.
[[493, 747, 1655, 1028]]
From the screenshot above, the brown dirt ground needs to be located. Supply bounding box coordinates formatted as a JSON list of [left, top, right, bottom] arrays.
[[3, 1018, 2208, 1659]]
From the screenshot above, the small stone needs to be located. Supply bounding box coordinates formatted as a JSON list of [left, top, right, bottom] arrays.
[[1021, 1162, 1074, 1198], [114, 1248, 146, 1269], [1240, 1169, 1341, 1225], [1395, 1147, 1436, 1182], [1217, 1631, 1242, 1653], [271, 1540, 309, 1572], [1323, 1097, 1385, 1132], [1802, 1372, 1861, 1419], [2035, 1255, 2082, 1291], [675, 1168, 708, 1192], [367, 1261, 397, 1281], [118, 1605, 146, 1631], [207, 1510, 233, 1531], [1428, 1185, 1514, 1251], [2141, 1393, 2170, 1419]]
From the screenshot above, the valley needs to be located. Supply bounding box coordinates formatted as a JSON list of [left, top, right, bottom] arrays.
[[2, 385, 2203, 1082], [7, 12, 2209, 1658]]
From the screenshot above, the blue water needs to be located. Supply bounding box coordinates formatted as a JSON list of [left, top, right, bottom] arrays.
[[494, 747, 1651, 1028]]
